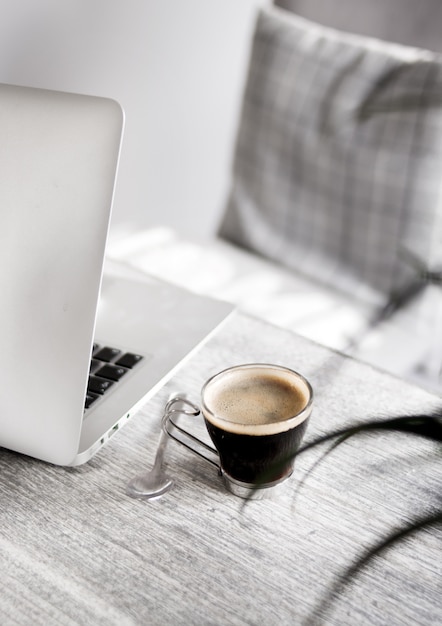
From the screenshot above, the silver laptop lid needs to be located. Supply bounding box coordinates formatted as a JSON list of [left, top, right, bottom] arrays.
[[0, 83, 123, 464]]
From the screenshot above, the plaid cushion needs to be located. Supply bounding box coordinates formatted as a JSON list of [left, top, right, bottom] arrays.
[[219, 6, 442, 299]]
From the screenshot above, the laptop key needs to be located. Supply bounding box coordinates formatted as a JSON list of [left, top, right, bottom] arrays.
[[96, 364, 128, 382], [93, 346, 121, 362], [85, 392, 100, 409], [115, 353, 144, 369], [88, 375, 115, 395]]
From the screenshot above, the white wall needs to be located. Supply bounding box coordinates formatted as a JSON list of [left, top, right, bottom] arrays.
[[0, 0, 268, 238]]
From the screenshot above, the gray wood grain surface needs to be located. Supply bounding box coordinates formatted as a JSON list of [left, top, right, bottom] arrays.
[[0, 312, 440, 625]]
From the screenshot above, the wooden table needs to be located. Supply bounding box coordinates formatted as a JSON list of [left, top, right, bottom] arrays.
[[0, 311, 440, 625]]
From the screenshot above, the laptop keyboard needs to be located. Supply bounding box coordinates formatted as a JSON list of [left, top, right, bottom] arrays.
[[85, 343, 144, 411]]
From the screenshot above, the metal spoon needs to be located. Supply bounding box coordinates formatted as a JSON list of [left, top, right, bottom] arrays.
[[126, 396, 200, 500]]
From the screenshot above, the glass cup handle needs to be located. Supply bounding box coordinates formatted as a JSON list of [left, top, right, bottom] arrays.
[[162, 396, 220, 468]]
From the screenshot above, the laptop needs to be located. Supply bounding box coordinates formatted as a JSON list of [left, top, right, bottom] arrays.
[[0, 83, 233, 466]]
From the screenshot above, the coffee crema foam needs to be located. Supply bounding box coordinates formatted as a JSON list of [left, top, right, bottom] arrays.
[[202, 366, 312, 436]]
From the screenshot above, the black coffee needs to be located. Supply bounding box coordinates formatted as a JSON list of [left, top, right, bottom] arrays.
[[202, 365, 312, 485], [205, 416, 309, 484]]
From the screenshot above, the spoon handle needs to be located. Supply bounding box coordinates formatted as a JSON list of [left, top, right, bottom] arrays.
[[150, 427, 169, 475], [126, 396, 200, 500]]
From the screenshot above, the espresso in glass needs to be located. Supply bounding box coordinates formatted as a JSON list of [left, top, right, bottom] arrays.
[[201, 364, 313, 496]]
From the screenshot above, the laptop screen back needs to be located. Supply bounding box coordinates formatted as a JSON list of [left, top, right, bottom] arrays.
[[0, 84, 124, 463]]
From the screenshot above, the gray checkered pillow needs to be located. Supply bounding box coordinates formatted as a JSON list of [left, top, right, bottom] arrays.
[[219, 7, 442, 299]]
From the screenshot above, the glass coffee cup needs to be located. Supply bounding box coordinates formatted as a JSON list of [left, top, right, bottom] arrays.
[[165, 364, 313, 498]]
